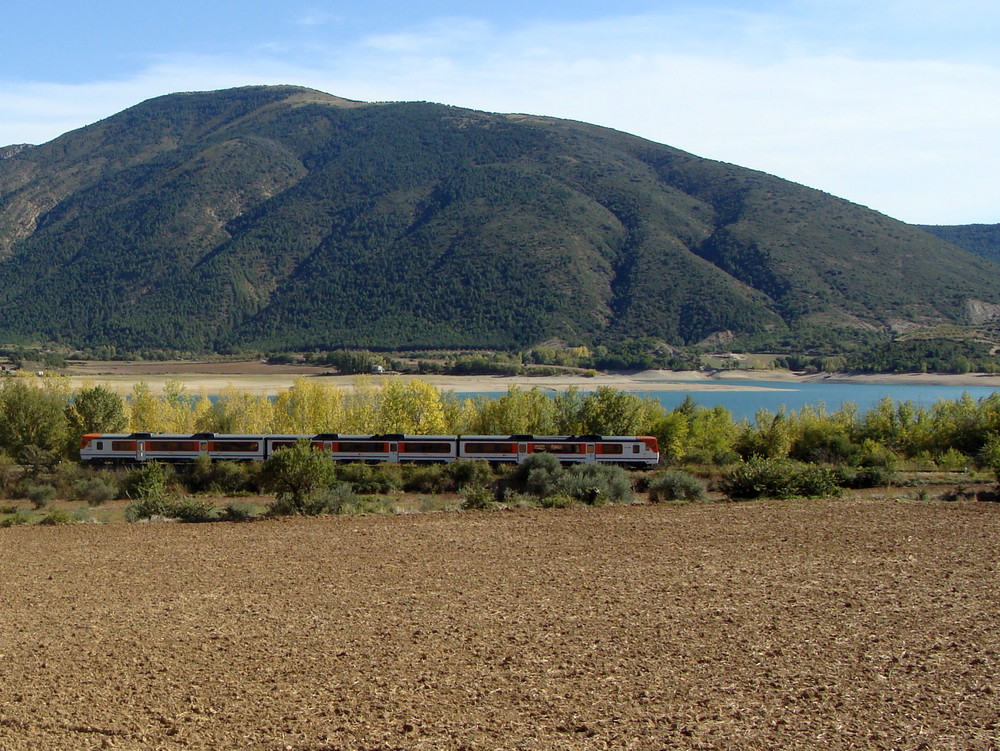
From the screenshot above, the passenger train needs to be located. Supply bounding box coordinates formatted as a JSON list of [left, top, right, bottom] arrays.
[[79, 433, 660, 467]]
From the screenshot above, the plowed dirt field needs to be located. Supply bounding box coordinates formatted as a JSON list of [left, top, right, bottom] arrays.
[[1, 498, 998, 750]]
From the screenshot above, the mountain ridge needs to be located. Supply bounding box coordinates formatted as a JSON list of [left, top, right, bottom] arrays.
[[0, 85, 997, 353]]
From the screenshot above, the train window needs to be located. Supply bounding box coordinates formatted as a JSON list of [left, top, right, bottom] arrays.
[[270, 441, 297, 450], [96, 442, 104, 450], [400, 442, 451, 453], [633, 445, 640, 454], [147, 441, 199, 452], [212, 441, 260, 452], [532, 443, 583, 454], [111, 441, 137, 451], [335, 442, 388, 453], [597, 444, 624, 455], [464, 442, 516, 454]]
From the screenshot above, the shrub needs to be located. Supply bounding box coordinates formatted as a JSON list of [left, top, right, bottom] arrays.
[[936, 448, 970, 472], [267, 481, 359, 517], [171, 497, 217, 523], [220, 501, 257, 522], [507, 453, 563, 494], [73, 477, 117, 506], [71, 506, 93, 522], [836, 464, 896, 489], [558, 463, 634, 505], [500, 489, 541, 509], [0, 509, 32, 527], [182, 455, 255, 494], [792, 464, 841, 498], [122, 462, 170, 501], [261, 441, 337, 512], [352, 496, 396, 514], [855, 440, 898, 471], [336, 462, 403, 494], [647, 471, 707, 503], [37, 509, 72, 525], [446, 460, 494, 490], [402, 464, 450, 494], [506, 455, 634, 505], [538, 494, 578, 509], [720, 456, 841, 501], [26, 484, 57, 509], [460, 485, 497, 510], [124, 496, 176, 522]]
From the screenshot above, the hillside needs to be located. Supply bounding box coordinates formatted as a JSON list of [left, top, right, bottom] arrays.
[[919, 223, 1000, 266], [1, 84, 999, 353]]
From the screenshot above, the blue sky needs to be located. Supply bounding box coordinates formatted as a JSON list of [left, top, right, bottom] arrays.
[[2, 0, 998, 224]]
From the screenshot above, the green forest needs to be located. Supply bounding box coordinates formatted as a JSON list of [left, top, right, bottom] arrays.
[[2, 86, 1000, 356]]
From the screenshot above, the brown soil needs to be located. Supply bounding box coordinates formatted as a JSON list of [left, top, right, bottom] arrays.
[[1, 498, 998, 750]]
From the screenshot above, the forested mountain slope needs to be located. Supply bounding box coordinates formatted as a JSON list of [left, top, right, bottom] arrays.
[[919, 224, 1000, 266], [1, 85, 998, 352]]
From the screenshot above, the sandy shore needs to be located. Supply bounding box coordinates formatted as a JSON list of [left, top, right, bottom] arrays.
[[58, 361, 1000, 396]]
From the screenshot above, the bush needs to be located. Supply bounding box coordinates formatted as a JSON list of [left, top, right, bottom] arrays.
[[446, 460, 494, 490], [402, 464, 450, 493], [37, 509, 72, 526], [500, 489, 541, 509], [506, 455, 634, 505], [122, 462, 170, 501], [720, 456, 841, 501], [647, 471, 707, 503], [73, 477, 117, 506], [836, 465, 897, 489], [460, 485, 497, 510], [261, 441, 337, 512], [0, 509, 32, 527], [508, 453, 563, 494], [936, 448, 970, 472], [171, 497, 218, 523], [267, 481, 359, 517], [537, 494, 578, 509], [182, 455, 254, 494], [558, 463, 634, 505], [26, 484, 57, 509], [352, 496, 396, 514], [220, 501, 257, 522], [337, 462, 403, 494], [124, 496, 176, 522], [792, 463, 841, 498]]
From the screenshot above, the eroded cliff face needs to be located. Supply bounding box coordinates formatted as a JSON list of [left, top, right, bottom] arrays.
[[966, 299, 1000, 325]]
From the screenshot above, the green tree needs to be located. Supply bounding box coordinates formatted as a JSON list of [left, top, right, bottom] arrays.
[[65, 385, 128, 458], [260, 440, 337, 514], [0, 378, 69, 460]]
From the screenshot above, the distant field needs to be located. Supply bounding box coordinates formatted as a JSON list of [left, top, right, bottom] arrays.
[[59, 359, 1000, 398], [2, 499, 997, 750]]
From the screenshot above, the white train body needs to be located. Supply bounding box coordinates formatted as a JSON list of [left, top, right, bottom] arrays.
[[79, 433, 660, 467]]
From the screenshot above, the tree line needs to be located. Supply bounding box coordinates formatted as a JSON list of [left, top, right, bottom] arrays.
[[4, 373, 1000, 479]]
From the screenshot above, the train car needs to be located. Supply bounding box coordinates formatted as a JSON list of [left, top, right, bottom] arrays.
[[458, 435, 659, 467], [80, 433, 268, 463], [297, 434, 458, 463], [80, 432, 659, 467]]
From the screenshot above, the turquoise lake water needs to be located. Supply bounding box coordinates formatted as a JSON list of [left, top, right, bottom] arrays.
[[457, 379, 1000, 422]]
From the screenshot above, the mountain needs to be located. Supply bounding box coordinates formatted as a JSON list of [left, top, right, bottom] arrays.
[[918, 224, 1000, 266], [1, 84, 999, 353]]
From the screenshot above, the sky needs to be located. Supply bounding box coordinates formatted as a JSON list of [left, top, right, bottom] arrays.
[[1, 0, 998, 225]]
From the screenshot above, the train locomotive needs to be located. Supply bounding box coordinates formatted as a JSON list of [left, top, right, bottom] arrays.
[[79, 433, 660, 468]]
